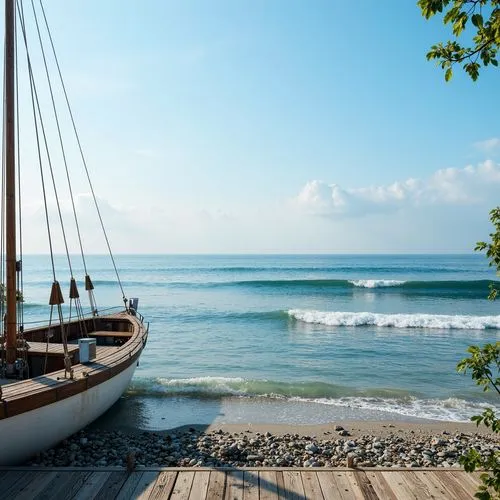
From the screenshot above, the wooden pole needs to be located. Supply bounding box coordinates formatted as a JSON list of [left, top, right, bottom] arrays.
[[4, 0, 17, 369]]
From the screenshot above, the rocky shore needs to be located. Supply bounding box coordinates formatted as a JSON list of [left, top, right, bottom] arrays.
[[26, 424, 500, 469]]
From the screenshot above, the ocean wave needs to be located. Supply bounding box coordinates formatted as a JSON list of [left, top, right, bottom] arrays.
[[25, 278, 497, 299], [288, 309, 500, 330], [349, 279, 405, 288], [127, 376, 498, 422], [127, 376, 417, 399], [169, 279, 497, 297], [303, 396, 498, 423]]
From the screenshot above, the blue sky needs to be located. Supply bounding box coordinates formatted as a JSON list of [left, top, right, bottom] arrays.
[[12, 1, 500, 253]]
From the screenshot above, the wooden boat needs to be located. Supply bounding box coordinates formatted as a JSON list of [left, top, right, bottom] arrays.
[[0, 0, 148, 464]]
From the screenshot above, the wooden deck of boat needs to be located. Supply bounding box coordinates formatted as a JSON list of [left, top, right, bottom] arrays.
[[0, 467, 483, 499]]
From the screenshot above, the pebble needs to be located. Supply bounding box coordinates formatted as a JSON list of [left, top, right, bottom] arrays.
[[24, 427, 500, 469]]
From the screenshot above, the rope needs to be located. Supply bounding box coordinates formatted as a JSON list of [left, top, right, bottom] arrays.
[[18, 1, 74, 281], [37, 0, 127, 305], [17, 0, 56, 282], [0, 13, 7, 372], [30, 0, 83, 279], [15, 0, 26, 366], [29, 0, 95, 338]]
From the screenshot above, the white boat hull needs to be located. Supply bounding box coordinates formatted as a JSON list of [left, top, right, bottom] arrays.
[[0, 361, 137, 465]]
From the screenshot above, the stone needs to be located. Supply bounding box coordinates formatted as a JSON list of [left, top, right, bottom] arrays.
[[305, 444, 318, 453]]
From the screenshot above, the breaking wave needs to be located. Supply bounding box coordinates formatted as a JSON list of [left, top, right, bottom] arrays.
[[288, 309, 500, 330], [349, 279, 405, 288], [127, 376, 498, 422]]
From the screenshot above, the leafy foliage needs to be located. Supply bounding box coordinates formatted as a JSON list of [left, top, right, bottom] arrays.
[[457, 344, 500, 498], [455, 208, 500, 498], [475, 207, 500, 300], [418, 0, 500, 80]]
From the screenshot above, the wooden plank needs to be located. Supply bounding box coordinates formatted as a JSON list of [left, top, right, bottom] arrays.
[[329, 471, 363, 500], [364, 471, 397, 500], [282, 471, 305, 500], [188, 471, 210, 500], [90, 331, 133, 338], [316, 471, 343, 500], [26, 342, 80, 355], [0, 470, 29, 495], [380, 471, 419, 500], [94, 471, 129, 500], [242, 471, 259, 500], [72, 471, 111, 500], [0, 468, 491, 500], [412, 471, 455, 499], [133, 471, 161, 499], [452, 470, 482, 490], [65, 471, 96, 498], [35, 470, 86, 500], [425, 471, 472, 499], [170, 471, 195, 500], [115, 472, 145, 500], [397, 471, 437, 499], [86, 369, 111, 388], [6, 471, 44, 498], [275, 471, 286, 499], [353, 471, 379, 500], [56, 378, 88, 400], [259, 470, 279, 500], [12, 471, 58, 500], [149, 471, 178, 500], [6, 389, 57, 417], [301, 471, 323, 500], [206, 470, 226, 499], [224, 470, 243, 500], [443, 470, 481, 498]]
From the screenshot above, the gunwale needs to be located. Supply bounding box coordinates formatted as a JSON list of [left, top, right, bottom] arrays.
[[0, 311, 148, 420]]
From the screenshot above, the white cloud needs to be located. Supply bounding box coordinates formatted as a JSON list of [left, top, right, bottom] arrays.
[[474, 137, 500, 153], [295, 160, 500, 218]]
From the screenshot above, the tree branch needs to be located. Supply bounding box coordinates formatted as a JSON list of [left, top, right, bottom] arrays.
[[448, 37, 496, 62]]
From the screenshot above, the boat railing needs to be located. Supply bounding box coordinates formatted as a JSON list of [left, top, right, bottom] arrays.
[[21, 306, 127, 326]]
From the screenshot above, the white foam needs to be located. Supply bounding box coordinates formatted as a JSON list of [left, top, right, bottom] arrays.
[[288, 309, 500, 330], [150, 376, 248, 396], [140, 377, 497, 422], [297, 396, 498, 422], [349, 279, 405, 288]]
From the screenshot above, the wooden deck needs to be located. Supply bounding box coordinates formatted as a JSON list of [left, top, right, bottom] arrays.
[[0, 467, 483, 499]]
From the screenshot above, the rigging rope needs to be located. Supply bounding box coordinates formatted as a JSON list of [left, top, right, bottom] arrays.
[[38, 0, 128, 307], [18, 0, 72, 377], [0, 15, 7, 372], [18, 0, 74, 282], [17, 0, 56, 282], [30, 0, 81, 278], [15, 0, 26, 369], [29, 0, 89, 334]]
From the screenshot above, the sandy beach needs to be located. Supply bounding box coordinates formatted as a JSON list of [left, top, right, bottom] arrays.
[[176, 420, 500, 439], [25, 419, 500, 468]]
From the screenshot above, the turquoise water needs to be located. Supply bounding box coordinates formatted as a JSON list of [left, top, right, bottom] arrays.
[[19, 254, 500, 428]]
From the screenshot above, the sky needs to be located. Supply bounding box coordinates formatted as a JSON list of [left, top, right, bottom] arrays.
[[7, 0, 500, 254]]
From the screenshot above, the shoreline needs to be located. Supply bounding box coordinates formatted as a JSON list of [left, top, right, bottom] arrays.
[[108, 419, 499, 439], [164, 419, 500, 439], [26, 419, 500, 468]]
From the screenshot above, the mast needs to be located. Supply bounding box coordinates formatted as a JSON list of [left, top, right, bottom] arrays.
[[4, 0, 17, 371]]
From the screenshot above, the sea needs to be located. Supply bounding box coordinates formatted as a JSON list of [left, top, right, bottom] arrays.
[[19, 254, 500, 430]]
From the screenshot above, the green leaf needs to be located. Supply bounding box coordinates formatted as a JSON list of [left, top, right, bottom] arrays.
[[471, 14, 484, 28], [445, 67, 452, 81]]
